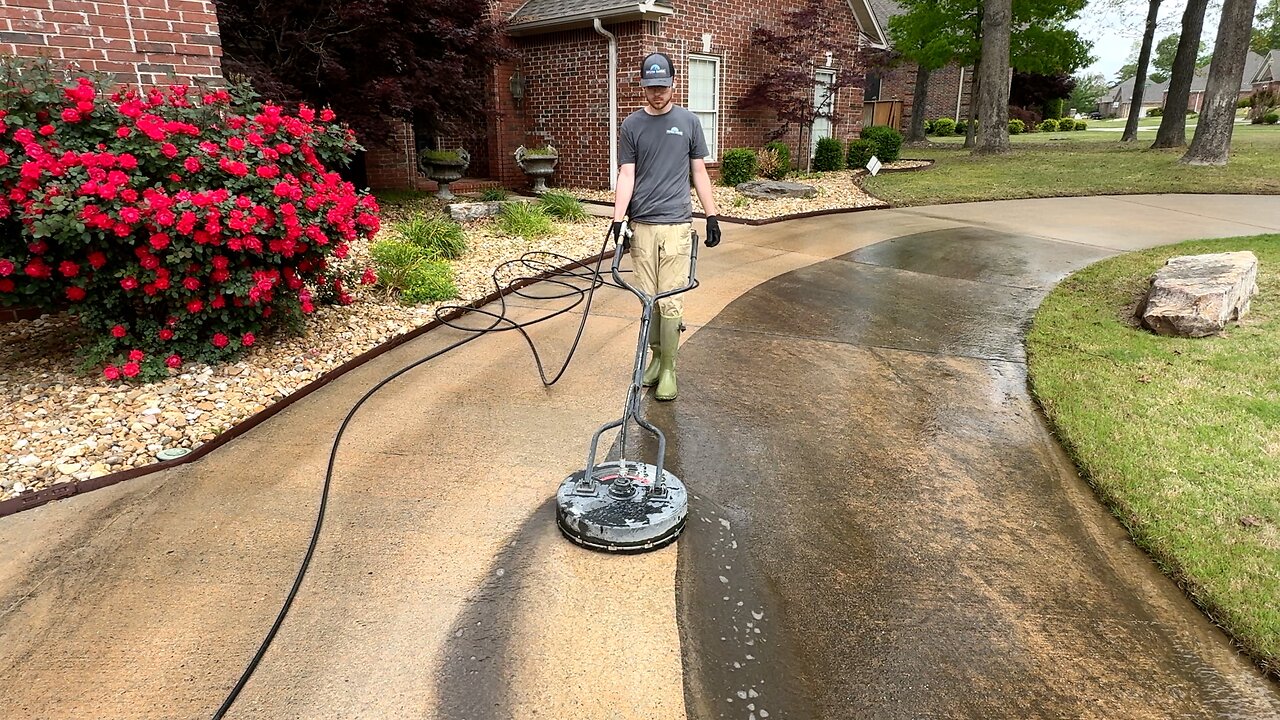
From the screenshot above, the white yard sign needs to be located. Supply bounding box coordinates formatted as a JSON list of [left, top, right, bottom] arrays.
[[867, 156, 883, 176]]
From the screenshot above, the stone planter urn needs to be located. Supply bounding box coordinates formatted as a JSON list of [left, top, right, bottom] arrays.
[[515, 145, 558, 194], [419, 148, 471, 200]]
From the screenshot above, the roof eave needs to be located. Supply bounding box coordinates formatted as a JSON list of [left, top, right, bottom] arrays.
[[507, 4, 675, 36], [850, 0, 889, 48]]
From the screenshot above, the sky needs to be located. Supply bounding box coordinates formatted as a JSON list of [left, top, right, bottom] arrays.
[[1068, 0, 1223, 83]]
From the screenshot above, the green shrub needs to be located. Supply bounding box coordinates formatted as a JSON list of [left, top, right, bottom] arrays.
[[764, 141, 791, 179], [1060, 118, 1077, 131], [1037, 119, 1059, 133], [1265, 113, 1280, 125], [1147, 107, 1163, 117], [538, 191, 588, 222], [370, 240, 456, 304], [397, 215, 467, 260], [1009, 119, 1026, 134], [859, 125, 903, 162], [924, 118, 935, 134], [931, 117, 957, 136], [813, 137, 844, 171], [845, 139, 876, 169], [479, 187, 509, 201], [720, 148, 758, 186], [1075, 121, 1088, 131], [955, 120, 968, 135], [421, 148, 463, 163], [1042, 98, 1064, 120], [1238, 97, 1253, 109], [756, 147, 784, 181], [497, 201, 553, 238]]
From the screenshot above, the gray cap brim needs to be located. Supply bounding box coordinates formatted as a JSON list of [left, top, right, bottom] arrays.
[[639, 78, 673, 87]]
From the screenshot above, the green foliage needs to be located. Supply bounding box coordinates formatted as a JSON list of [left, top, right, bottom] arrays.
[[1042, 97, 1064, 120], [1251, 0, 1280, 55], [538, 191, 588, 222], [421, 148, 463, 163], [397, 214, 467, 260], [764, 140, 792, 178], [846, 139, 877, 169], [813, 137, 844, 171], [1075, 121, 1088, 130], [721, 148, 758, 186], [497, 201, 553, 237], [1038, 119, 1060, 133], [1239, 97, 1254, 109], [1069, 72, 1108, 114], [1009, 119, 1027, 134], [1266, 113, 1280, 125], [955, 119, 968, 135], [931, 117, 957, 136], [479, 187, 509, 201], [859, 125, 903, 163], [1147, 107, 1163, 117], [370, 240, 457, 304]]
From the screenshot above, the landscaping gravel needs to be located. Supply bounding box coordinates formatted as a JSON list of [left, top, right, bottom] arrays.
[[0, 212, 611, 502]]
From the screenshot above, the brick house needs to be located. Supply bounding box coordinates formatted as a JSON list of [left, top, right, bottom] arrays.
[[1249, 50, 1280, 97], [1166, 51, 1265, 115], [0, 0, 222, 87], [858, 0, 973, 136], [367, 0, 891, 191]]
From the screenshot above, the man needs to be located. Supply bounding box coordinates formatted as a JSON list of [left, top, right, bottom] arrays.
[[611, 51, 722, 402]]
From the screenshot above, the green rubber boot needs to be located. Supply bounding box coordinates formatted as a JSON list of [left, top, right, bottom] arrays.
[[656, 313, 681, 401], [641, 324, 662, 387]]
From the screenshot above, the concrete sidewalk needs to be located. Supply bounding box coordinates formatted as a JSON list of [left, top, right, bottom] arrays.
[[1, 195, 1278, 719]]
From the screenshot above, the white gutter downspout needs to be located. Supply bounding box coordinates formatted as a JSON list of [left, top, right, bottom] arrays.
[[593, 18, 619, 191], [955, 66, 965, 123]]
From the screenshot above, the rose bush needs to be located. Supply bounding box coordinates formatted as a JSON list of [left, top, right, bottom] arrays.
[[0, 58, 380, 381]]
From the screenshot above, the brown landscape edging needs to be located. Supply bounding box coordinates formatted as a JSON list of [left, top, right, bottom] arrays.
[[0, 249, 617, 519]]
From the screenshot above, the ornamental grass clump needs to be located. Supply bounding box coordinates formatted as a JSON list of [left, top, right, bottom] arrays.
[[497, 201, 552, 238], [0, 57, 380, 381], [538, 191, 587, 222], [397, 214, 467, 260]]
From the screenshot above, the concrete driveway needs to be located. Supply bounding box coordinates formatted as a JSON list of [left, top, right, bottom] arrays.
[[2, 195, 1279, 719]]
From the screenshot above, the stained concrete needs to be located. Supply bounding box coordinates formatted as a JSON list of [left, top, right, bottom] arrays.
[[1, 195, 1278, 719]]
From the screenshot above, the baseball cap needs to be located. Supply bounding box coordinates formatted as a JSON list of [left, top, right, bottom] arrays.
[[639, 52, 674, 87]]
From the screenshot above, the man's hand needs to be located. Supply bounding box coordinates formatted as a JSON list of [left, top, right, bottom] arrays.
[[704, 216, 721, 248], [611, 220, 629, 252]]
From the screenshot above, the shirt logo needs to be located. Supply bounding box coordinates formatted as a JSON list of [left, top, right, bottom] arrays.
[[666, 126, 684, 136]]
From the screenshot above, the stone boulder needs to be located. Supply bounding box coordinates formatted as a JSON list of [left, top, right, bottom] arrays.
[[735, 180, 817, 200], [1141, 251, 1259, 337], [447, 201, 505, 223]]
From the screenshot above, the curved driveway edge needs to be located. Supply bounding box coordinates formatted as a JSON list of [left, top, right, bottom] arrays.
[[1, 195, 1277, 719]]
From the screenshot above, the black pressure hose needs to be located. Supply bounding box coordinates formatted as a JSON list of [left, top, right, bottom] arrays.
[[211, 227, 620, 719]]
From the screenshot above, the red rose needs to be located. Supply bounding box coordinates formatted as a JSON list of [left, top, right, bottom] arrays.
[[183, 157, 201, 172], [120, 276, 139, 290], [103, 365, 121, 380], [241, 332, 255, 347], [39, 124, 55, 136], [59, 261, 80, 277], [0, 279, 14, 292], [159, 328, 174, 340], [211, 333, 229, 348], [111, 324, 127, 338], [0, 259, 13, 276], [61, 108, 81, 122], [88, 251, 107, 269], [360, 268, 377, 285], [183, 277, 200, 291], [120, 207, 141, 223], [149, 233, 170, 250], [165, 354, 182, 368], [66, 286, 86, 301], [320, 108, 336, 122], [186, 299, 203, 314], [116, 127, 131, 138], [128, 349, 144, 362], [122, 362, 140, 378], [161, 143, 178, 158]]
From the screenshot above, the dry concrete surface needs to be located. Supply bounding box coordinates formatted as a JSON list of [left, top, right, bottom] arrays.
[[1, 195, 1279, 719]]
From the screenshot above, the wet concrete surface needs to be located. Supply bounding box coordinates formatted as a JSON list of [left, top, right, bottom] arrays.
[[2, 195, 1280, 718], [656, 220, 1280, 719]]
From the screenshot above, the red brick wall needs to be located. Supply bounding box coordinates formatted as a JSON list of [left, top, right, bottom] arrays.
[[367, 0, 875, 191], [923, 63, 973, 124], [0, 0, 222, 86]]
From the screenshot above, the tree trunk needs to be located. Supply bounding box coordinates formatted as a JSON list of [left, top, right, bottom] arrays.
[[1182, 0, 1260, 164], [907, 65, 932, 143], [974, 0, 1011, 154], [1122, 0, 1163, 142], [1153, 0, 1211, 148], [964, 66, 980, 148]]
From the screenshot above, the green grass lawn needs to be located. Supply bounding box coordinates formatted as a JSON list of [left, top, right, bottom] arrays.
[[1028, 235, 1280, 677], [864, 124, 1280, 206]]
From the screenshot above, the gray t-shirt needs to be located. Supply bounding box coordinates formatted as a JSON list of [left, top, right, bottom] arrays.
[[619, 105, 709, 223]]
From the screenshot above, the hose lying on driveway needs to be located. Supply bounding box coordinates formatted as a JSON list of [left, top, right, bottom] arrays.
[[212, 228, 619, 719]]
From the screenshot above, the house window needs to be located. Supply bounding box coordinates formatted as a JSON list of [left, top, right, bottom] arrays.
[[688, 54, 720, 161], [812, 69, 837, 158], [864, 73, 882, 102]]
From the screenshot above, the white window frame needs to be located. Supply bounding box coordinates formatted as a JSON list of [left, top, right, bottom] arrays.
[[688, 53, 720, 162], [812, 69, 837, 158]]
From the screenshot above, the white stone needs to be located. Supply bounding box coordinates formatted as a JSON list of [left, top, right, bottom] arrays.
[[1142, 252, 1259, 337]]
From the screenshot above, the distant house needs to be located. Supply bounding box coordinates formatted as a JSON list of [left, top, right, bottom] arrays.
[[1169, 51, 1265, 112], [1251, 50, 1280, 96], [1100, 77, 1168, 119]]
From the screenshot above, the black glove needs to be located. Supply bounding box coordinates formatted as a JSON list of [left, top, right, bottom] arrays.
[[704, 215, 721, 248], [610, 220, 629, 252]]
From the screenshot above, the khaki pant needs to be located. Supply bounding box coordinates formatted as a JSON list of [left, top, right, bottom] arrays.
[[629, 222, 692, 318]]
